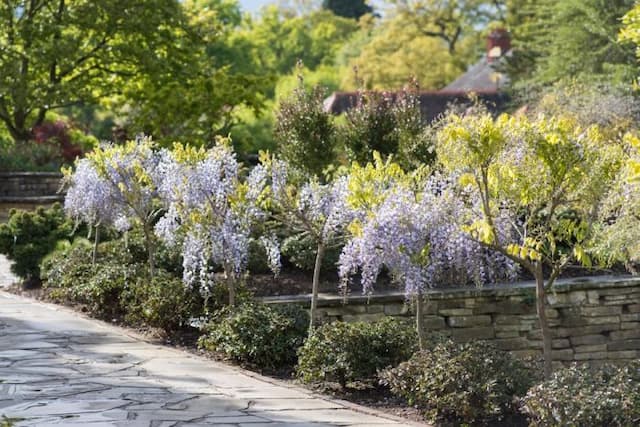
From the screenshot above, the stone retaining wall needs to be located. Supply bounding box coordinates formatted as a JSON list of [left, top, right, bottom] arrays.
[[0, 172, 64, 221], [262, 276, 640, 367]]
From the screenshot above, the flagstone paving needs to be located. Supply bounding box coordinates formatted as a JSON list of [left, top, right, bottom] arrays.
[[0, 256, 419, 426]]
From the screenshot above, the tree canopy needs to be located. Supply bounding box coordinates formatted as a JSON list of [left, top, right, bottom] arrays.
[[0, 0, 189, 144]]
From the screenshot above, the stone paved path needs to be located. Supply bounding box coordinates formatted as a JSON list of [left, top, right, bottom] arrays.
[[0, 256, 418, 426]]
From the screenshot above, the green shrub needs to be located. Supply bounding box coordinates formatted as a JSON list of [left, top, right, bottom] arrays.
[[380, 340, 534, 425], [199, 303, 308, 370], [281, 233, 341, 273], [42, 239, 147, 318], [522, 362, 640, 426], [0, 204, 73, 282], [99, 228, 183, 275], [296, 318, 416, 387], [123, 271, 200, 333]]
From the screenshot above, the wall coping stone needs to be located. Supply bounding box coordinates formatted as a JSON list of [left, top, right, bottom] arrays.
[[0, 195, 64, 203], [0, 172, 63, 178], [260, 275, 640, 308]]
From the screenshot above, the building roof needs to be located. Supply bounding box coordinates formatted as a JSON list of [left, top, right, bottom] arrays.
[[323, 90, 509, 123], [443, 52, 511, 93]]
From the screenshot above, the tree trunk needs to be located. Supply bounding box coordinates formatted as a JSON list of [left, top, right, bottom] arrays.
[[416, 292, 427, 351], [309, 243, 325, 334], [228, 274, 236, 307], [535, 263, 553, 379], [143, 224, 155, 278], [92, 224, 100, 265]]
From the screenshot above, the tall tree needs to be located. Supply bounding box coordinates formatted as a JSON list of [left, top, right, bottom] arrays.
[[390, 0, 505, 55], [0, 0, 188, 145], [322, 0, 372, 20], [342, 15, 463, 90], [506, 0, 636, 88]]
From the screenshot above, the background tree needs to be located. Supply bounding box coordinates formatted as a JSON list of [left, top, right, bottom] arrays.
[[112, 0, 268, 146], [436, 112, 623, 378], [0, 0, 188, 145], [274, 75, 337, 179], [341, 15, 463, 90], [506, 0, 636, 89], [390, 0, 505, 55], [322, 0, 372, 20], [340, 82, 431, 166]]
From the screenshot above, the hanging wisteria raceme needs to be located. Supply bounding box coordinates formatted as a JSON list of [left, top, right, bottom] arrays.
[[155, 141, 269, 303], [339, 175, 518, 299], [64, 158, 124, 229]]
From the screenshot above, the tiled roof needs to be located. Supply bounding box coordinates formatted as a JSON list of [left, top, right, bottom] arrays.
[[323, 90, 509, 123], [443, 53, 511, 92]]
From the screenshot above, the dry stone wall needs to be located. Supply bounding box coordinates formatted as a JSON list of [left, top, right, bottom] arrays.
[[262, 276, 640, 367], [0, 172, 64, 221]]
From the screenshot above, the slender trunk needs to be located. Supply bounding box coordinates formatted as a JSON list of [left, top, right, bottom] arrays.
[[143, 223, 155, 278], [310, 243, 325, 334], [416, 292, 427, 351], [223, 260, 237, 307], [92, 224, 100, 265], [535, 262, 553, 379]]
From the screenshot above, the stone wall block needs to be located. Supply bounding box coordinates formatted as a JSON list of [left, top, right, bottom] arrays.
[[366, 304, 384, 314], [552, 338, 570, 349], [573, 344, 607, 353], [449, 327, 495, 341], [569, 334, 608, 346], [607, 350, 639, 359], [439, 308, 473, 316], [552, 349, 574, 361], [610, 329, 640, 340], [574, 351, 608, 361], [446, 315, 492, 328], [494, 337, 536, 351], [580, 306, 622, 317], [383, 304, 409, 316], [608, 339, 640, 351]]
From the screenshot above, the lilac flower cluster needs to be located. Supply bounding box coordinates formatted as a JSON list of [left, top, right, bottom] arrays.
[[339, 176, 518, 298], [64, 159, 123, 228], [155, 143, 268, 292]]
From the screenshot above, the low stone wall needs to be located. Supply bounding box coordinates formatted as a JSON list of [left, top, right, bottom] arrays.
[[262, 276, 640, 367], [0, 172, 64, 221]]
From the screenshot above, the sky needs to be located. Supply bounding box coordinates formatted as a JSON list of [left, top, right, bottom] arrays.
[[238, 0, 273, 12], [238, 0, 387, 14]]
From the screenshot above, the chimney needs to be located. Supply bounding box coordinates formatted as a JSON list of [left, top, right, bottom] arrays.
[[487, 28, 511, 62]]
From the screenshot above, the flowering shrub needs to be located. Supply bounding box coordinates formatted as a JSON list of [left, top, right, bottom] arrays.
[[380, 340, 535, 425], [296, 318, 416, 388], [154, 140, 270, 305], [522, 362, 640, 426]]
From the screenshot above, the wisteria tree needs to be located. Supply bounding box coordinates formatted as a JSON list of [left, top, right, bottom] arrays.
[[339, 162, 517, 349], [155, 140, 268, 307], [86, 136, 164, 276], [436, 112, 623, 378], [63, 159, 120, 264], [260, 155, 352, 332]]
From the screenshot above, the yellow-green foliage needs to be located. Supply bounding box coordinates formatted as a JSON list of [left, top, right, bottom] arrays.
[[436, 112, 623, 268]]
